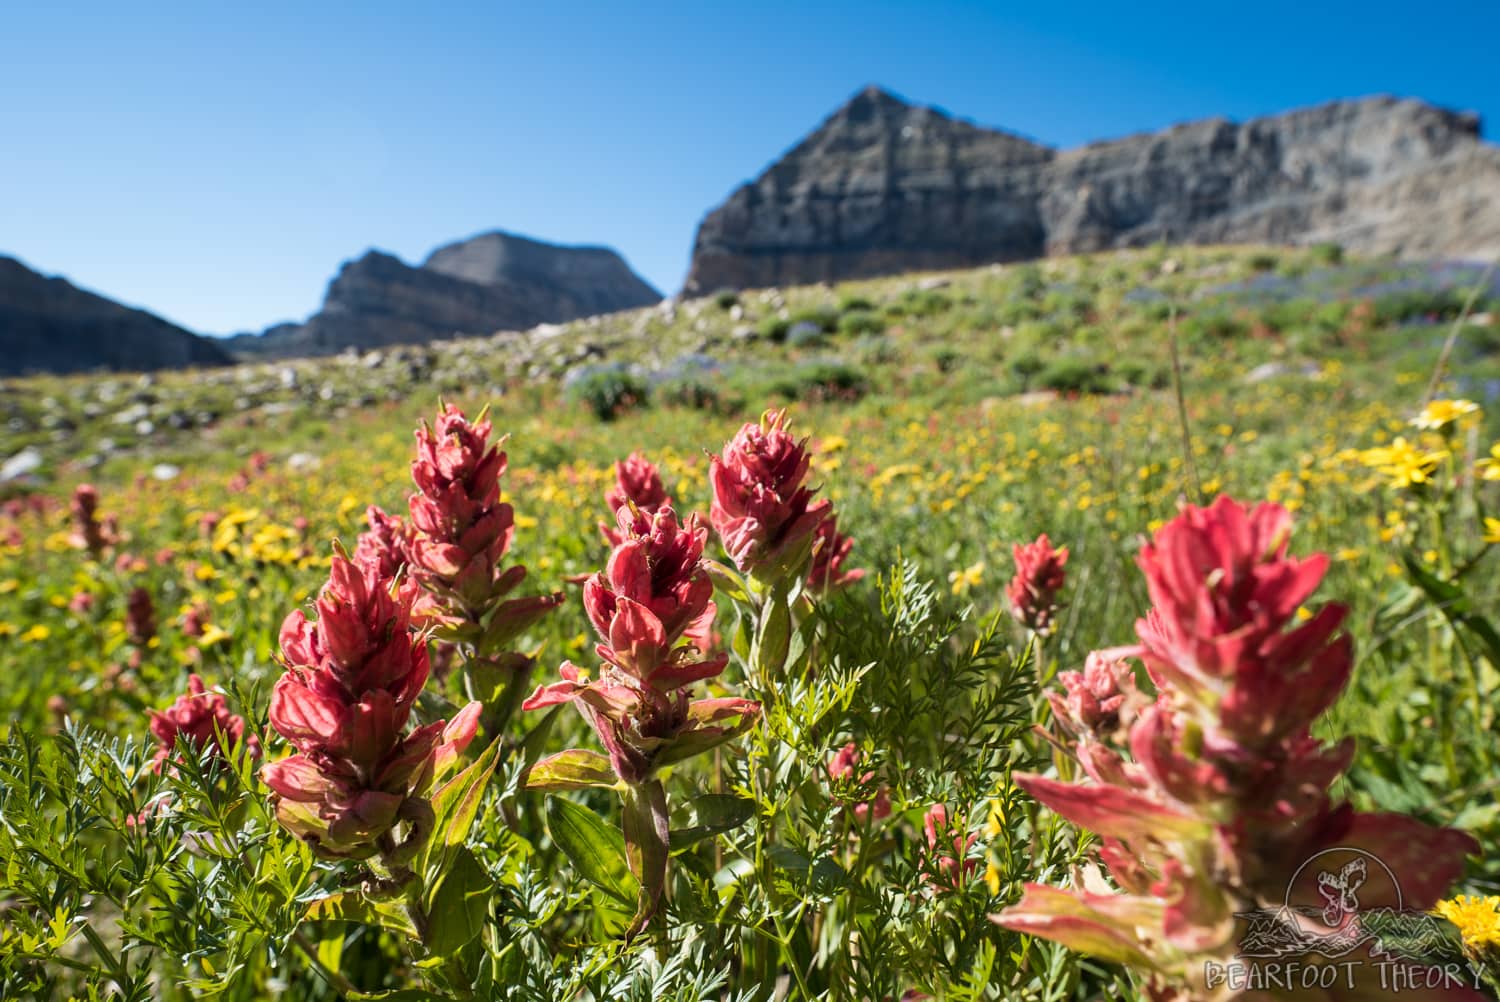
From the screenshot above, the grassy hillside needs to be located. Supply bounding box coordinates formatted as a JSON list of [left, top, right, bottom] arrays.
[[2, 244, 1499, 999]]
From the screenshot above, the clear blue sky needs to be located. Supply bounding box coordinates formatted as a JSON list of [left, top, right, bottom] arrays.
[[3, 2, 1496, 335]]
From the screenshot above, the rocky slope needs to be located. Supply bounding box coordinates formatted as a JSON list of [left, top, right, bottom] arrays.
[[233, 231, 661, 358], [684, 87, 1500, 293], [0, 256, 234, 377]]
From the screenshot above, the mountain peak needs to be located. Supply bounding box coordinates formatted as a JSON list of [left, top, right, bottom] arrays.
[[685, 90, 1500, 295]]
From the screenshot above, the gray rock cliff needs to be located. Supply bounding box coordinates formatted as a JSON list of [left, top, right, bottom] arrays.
[[0, 256, 234, 376], [684, 88, 1500, 293], [236, 232, 660, 358]]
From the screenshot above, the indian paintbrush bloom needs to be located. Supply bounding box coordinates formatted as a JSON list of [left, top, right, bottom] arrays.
[[354, 504, 411, 581], [827, 743, 891, 825], [710, 409, 831, 583], [524, 505, 756, 784], [1045, 646, 1142, 742], [524, 504, 761, 933], [125, 587, 156, 646], [406, 404, 563, 635], [147, 674, 261, 774], [996, 497, 1480, 1000], [1007, 533, 1068, 635], [923, 804, 979, 893], [261, 553, 480, 859], [407, 404, 517, 620], [405, 403, 563, 734], [601, 451, 671, 546], [807, 513, 864, 593], [70, 483, 114, 555], [181, 601, 211, 639]]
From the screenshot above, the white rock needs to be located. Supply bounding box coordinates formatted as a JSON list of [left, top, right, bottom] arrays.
[[287, 452, 321, 473], [151, 463, 181, 481], [0, 448, 43, 482], [112, 403, 150, 425]]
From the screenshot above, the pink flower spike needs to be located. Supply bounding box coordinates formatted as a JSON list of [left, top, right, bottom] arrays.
[[601, 452, 671, 545], [1007, 533, 1068, 635], [709, 409, 831, 581]]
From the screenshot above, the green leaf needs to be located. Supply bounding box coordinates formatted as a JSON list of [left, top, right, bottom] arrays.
[[518, 704, 563, 770], [704, 559, 750, 605], [670, 794, 754, 852], [752, 588, 792, 677], [418, 737, 501, 881], [712, 857, 756, 905], [480, 597, 560, 652], [1402, 552, 1500, 665], [303, 892, 420, 940], [430, 621, 483, 647], [526, 749, 620, 791], [784, 613, 811, 675], [315, 932, 343, 976], [767, 845, 811, 874], [546, 796, 637, 906], [422, 847, 491, 958]]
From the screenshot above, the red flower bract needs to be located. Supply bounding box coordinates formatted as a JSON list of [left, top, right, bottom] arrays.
[[1134, 495, 1349, 746], [709, 409, 830, 581], [407, 404, 516, 618], [923, 804, 978, 892], [262, 553, 479, 858], [601, 451, 671, 546], [125, 586, 156, 646], [807, 514, 864, 593], [354, 504, 411, 581], [1007, 533, 1068, 635], [70, 483, 114, 555], [827, 743, 891, 825], [525, 504, 756, 785], [148, 674, 260, 773], [996, 497, 1479, 1000]]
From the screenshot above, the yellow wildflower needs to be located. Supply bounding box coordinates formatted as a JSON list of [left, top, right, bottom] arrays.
[[1411, 398, 1479, 430], [948, 561, 984, 596], [1484, 518, 1500, 545], [983, 800, 1006, 838], [1433, 895, 1500, 951], [984, 859, 1003, 897], [1476, 444, 1500, 481], [197, 623, 233, 647], [1358, 437, 1445, 489]]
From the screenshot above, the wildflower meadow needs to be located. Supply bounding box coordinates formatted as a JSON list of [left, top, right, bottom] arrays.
[[3, 247, 1500, 1000]]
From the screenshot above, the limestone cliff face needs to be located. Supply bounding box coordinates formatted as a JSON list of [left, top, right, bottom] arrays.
[[422, 231, 661, 317], [684, 88, 1498, 293], [686, 86, 1055, 293], [235, 232, 661, 358], [0, 256, 233, 376]]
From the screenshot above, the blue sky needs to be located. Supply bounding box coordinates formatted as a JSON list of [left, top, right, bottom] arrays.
[[3, 2, 1497, 335]]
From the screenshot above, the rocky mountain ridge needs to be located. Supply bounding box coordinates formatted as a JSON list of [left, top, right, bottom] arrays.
[[684, 87, 1500, 293], [228, 231, 661, 358], [0, 256, 234, 377]]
